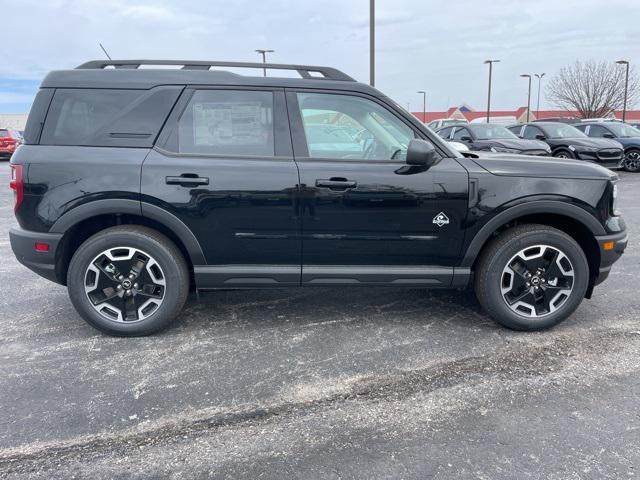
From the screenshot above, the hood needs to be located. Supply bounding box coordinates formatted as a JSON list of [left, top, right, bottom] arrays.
[[554, 137, 623, 149], [615, 137, 640, 148], [486, 138, 550, 151], [470, 153, 617, 180]]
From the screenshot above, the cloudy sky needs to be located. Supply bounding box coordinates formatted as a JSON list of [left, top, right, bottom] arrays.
[[1, 0, 639, 114]]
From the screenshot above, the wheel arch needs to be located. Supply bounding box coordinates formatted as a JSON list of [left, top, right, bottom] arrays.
[[462, 201, 604, 297], [51, 200, 205, 286]]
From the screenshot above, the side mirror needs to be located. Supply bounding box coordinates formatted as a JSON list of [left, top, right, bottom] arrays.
[[406, 139, 439, 167], [603, 133, 615, 139], [535, 134, 546, 140], [460, 136, 473, 142]]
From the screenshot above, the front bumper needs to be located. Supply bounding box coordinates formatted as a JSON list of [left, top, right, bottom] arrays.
[[593, 229, 628, 286], [576, 149, 623, 169], [9, 227, 64, 284]]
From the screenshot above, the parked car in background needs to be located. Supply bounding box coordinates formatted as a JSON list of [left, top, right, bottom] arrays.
[[427, 118, 467, 130], [0, 129, 22, 160], [533, 117, 578, 124], [573, 121, 640, 172], [508, 122, 624, 169], [437, 123, 551, 156], [470, 116, 518, 125]]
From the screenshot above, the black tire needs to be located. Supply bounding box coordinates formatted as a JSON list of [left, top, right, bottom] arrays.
[[623, 148, 640, 172], [553, 148, 574, 159], [67, 226, 189, 336], [474, 224, 589, 331]]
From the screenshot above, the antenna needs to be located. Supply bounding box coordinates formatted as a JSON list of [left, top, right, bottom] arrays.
[[99, 43, 112, 60]]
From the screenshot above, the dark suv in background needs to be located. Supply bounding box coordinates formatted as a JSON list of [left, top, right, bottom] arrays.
[[573, 121, 640, 172], [508, 122, 624, 169], [436, 123, 550, 155], [9, 60, 627, 336]]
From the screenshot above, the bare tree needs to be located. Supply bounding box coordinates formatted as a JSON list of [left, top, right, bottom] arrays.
[[546, 60, 638, 118]]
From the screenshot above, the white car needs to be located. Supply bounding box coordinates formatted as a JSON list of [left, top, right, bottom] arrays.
[[428, 118, 468, 130]]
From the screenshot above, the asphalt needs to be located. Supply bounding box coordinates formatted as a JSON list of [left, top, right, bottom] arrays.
[[0, 166, 638, 479]]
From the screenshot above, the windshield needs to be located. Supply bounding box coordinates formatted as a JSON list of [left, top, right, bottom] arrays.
[[543, 123, 586, 139], [469, 124, 519, 140], [606, 123, 640, 138]]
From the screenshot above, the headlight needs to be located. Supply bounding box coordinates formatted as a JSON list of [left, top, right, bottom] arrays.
[[490, 146, 520, 154]]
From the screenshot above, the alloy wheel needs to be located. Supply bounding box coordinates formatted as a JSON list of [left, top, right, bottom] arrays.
[[624, 151, 640, 171], [500, 245, 574, 318], [84, 247, 166, 322]]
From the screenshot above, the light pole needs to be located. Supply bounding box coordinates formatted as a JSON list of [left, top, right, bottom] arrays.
[[255, 49, 274, 77], [417, 91, 426, 124], [616, 60, 630, 121], [520, 74, 532, 122], [534, 73, 545, 119], [369, 0, 375, 86], [484, 60, 500, 123]]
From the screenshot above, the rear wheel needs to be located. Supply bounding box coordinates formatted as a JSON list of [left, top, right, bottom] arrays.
[[474, 224, 589, 331], [67, 226, 189, 336], [623, 149, 640, 172]]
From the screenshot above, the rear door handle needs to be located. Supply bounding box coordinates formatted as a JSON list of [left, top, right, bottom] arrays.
[[315, 178, 357, 189], [166, 174, 209, 187]]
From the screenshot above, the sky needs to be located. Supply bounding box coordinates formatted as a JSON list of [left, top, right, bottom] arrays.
[[1, 0, 639, 114]]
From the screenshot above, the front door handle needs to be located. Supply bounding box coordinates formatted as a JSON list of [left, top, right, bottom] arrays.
[[315, 178, 357, 189], [166, 174, 209, 187]]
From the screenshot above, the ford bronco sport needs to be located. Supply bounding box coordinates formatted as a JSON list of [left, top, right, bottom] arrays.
[[9, 60, 628, 336]]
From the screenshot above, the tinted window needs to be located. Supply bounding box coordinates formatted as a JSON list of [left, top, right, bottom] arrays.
[[452, 127, 471, 141], [587, 125, 610, 137], [468, 125, 518, 140], [437, 127, 453, 139], [507, 125, 523, 136], [178, 90, 274, 156], [41, 87, 180, 147], [573, 124, 587, 133], [297, 92, 414, 161], [522, 125, 543, 140]]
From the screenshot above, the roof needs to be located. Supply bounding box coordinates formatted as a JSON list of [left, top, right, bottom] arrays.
[[40, 59, 377, 93]]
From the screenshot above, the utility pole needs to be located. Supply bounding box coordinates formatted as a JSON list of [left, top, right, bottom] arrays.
[[255, 49, 274, 77], [616, 60, 630, 121], [534, 73, 546, 119], [520, 74, 532, 122], [484, 60, 500, 123], [417, 91, 426, 124], [369, 0, 375, 86]]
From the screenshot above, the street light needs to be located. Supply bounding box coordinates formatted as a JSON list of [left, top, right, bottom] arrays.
[[520, 74, 532, 123], [484, 60, 500, 122], [255, 49, 274, 77], [616, 60, 630, 122], [534, 73, 545, 119], [369, 0, 375, 86], [417, 91, 426, 124]]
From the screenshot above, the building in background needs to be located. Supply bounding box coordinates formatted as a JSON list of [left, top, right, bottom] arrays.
[[0, 113, 28, 131], [413, 105, 640, 124]]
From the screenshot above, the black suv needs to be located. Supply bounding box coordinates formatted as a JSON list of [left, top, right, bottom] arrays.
[[572, 121, 640, 172], [9, 60, 628, 336], [436, 123, 550, 156], [508, 122, 624, 169]]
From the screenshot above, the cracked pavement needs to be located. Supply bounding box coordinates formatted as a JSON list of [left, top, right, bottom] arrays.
[[0, 168, 638, 479]]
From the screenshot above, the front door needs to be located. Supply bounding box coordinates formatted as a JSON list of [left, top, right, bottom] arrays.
[[142, 87, 301, 287], [286, 90, 468, 286]]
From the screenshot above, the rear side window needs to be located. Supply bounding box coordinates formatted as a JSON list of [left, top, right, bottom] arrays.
[[40, 87, 181, 147], [177, 90, 274, 156]]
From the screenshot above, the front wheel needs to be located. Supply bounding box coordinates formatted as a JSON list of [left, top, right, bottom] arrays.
[[623, 149, 640, 172], [553, 149, 575, 159], [67, 226, 189, 336], [474, 224, 589, 331]]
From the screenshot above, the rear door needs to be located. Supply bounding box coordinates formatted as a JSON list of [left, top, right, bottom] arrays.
[[286, 89, 469, 286], [143, 87, 301, 287]]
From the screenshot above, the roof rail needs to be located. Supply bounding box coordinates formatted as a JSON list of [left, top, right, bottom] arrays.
[[76, 60, 355, 81]]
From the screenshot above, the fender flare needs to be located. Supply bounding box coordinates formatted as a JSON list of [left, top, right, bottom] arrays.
[[460, 200, 606, 268], [50, 199, 206, 265]]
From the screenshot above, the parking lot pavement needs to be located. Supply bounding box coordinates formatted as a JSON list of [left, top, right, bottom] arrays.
[[0, 166, 638, 479]]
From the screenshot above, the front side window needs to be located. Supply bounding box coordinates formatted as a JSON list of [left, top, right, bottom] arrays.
[[178, 90, 274, 156], [522, 126, 543, 139], [452, 127, 471, 141], [437, 126, 453, 139], [587, 125, 609, 137], [296, 92, 414, 161]]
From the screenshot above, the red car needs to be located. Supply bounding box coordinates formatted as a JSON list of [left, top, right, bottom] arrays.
[[0, 129, 22, 160]]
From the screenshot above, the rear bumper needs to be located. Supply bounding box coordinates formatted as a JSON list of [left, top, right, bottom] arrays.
[[593, 230, 628, 286], [9, 227, 64, 284]]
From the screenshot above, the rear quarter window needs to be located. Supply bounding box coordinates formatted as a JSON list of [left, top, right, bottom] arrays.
[[40, 87, 182, 147]]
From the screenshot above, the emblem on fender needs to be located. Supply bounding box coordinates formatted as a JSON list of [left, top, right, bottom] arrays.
[[433, 212, 450, 227]]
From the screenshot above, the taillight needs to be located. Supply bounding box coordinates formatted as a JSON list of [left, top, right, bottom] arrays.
[[9, 164, 24, 211]]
